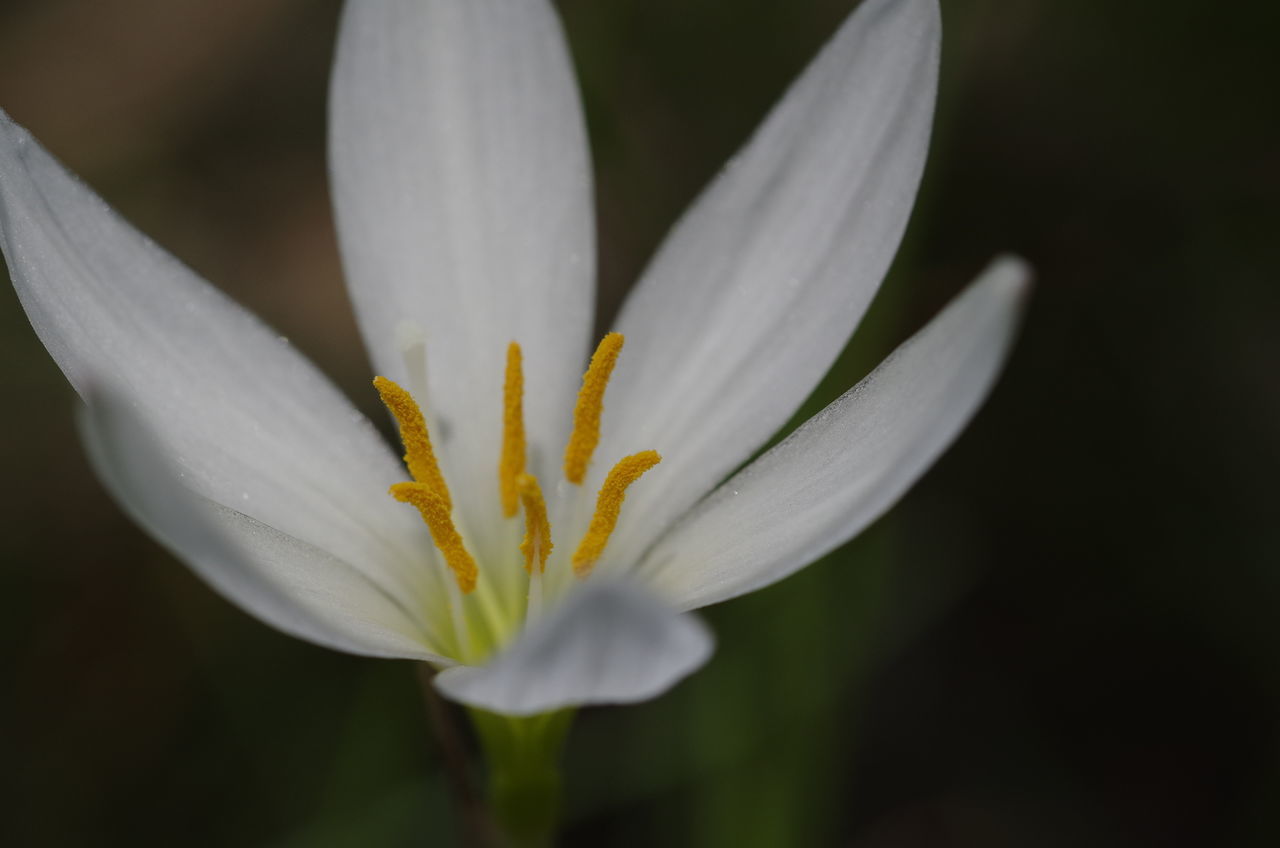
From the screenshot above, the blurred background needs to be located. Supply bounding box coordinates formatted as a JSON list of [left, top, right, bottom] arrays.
[[1, 0, 1276, 845]]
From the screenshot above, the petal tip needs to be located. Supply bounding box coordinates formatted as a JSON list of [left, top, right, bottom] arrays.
[[982, 253, 1036, 309]]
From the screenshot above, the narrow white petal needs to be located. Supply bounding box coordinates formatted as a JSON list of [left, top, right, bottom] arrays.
[[434, 580, 713, 715], [641, 257, 1031, 611], [598, 0, 942, 560], [329, 0, 595, 537], [79, 383, 452, 662], [0, 111, 439, 607]]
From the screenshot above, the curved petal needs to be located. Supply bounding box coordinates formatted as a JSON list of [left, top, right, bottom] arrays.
[[0, 111, 439, 607], [640, 256, 1031, 611], [79, 383, 453, 661], [597, 0, 942, 561], [434, 580, 713, 715], [329, 0, 595, 535]]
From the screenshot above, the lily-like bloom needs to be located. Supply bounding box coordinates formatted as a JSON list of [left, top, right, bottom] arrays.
[[0, 0, 1026, 716]]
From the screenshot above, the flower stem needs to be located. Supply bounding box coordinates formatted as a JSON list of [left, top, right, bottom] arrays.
[[468, 707, 575, 848]]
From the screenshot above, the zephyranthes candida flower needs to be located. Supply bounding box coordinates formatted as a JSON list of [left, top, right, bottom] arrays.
[[0, 0, 1027, 716]]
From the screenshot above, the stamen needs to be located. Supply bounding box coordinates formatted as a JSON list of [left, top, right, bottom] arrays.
[[390, 482, 478, 593], [374, 376, 452, 512], [563, 333, 624, 484], [572, 450, 661, 577], [516, 472, 553, 574], [499, 342, 526, 517]]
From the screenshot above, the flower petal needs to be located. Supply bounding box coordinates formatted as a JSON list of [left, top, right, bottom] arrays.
[[0, 111, 439, 609], [329, 0, 595, 531], [597, 0, 942, 560], [78, 382, 452, 661], [434, 580, 713, 715], [639, 257, 1031, 611]]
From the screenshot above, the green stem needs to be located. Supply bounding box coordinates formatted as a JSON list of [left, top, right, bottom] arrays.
[[468, 708, 575, 848]]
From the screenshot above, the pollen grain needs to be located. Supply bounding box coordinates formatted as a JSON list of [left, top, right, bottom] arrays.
[[563, 333, 624, 484], [390, 482, 478, 593], [516, 473, 553, 574], [374, 376, 452, 512], [499, 342, 527, 517], [572, 450, 661, 577]]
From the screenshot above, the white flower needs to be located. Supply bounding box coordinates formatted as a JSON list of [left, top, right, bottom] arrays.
[[0, 0, 1027, 717]]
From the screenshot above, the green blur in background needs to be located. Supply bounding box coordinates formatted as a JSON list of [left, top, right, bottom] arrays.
[[1, 0, 1277, 845]]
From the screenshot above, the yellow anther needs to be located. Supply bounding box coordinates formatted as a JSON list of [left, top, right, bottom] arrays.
[[572, 450, 661, 577], [373, 376, 452, 512], [499, 342, 526, 517], [516, 473, 553, 574], [563, 333, 624, 484], [390, 482, 478, 594]]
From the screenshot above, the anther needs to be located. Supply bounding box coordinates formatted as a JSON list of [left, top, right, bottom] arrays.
[[572, 450, 661, 577], [374, 377, 452, 512], [390, 482, 478, 593], [516, 473, 553, 574], [499, 342, 526, 517], [563, 333, 624, 484]]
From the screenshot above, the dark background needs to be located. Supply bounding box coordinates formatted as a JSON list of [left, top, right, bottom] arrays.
[[1, 0, 1276, 845]]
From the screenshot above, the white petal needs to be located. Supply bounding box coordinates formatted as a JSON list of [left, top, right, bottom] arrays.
[[434, 580, 713, 715], [78, 383, 452, 661], [329, 0, 595, 537], [641, 257, 1031, 611], [0, 111, 440, 608], [597, 0, 942, 561]]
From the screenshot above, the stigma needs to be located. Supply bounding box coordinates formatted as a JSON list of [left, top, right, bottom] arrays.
[[374, 334, 659, 597]]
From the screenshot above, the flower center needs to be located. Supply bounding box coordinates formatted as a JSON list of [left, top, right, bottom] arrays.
[[374, 334, 660, 655]]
